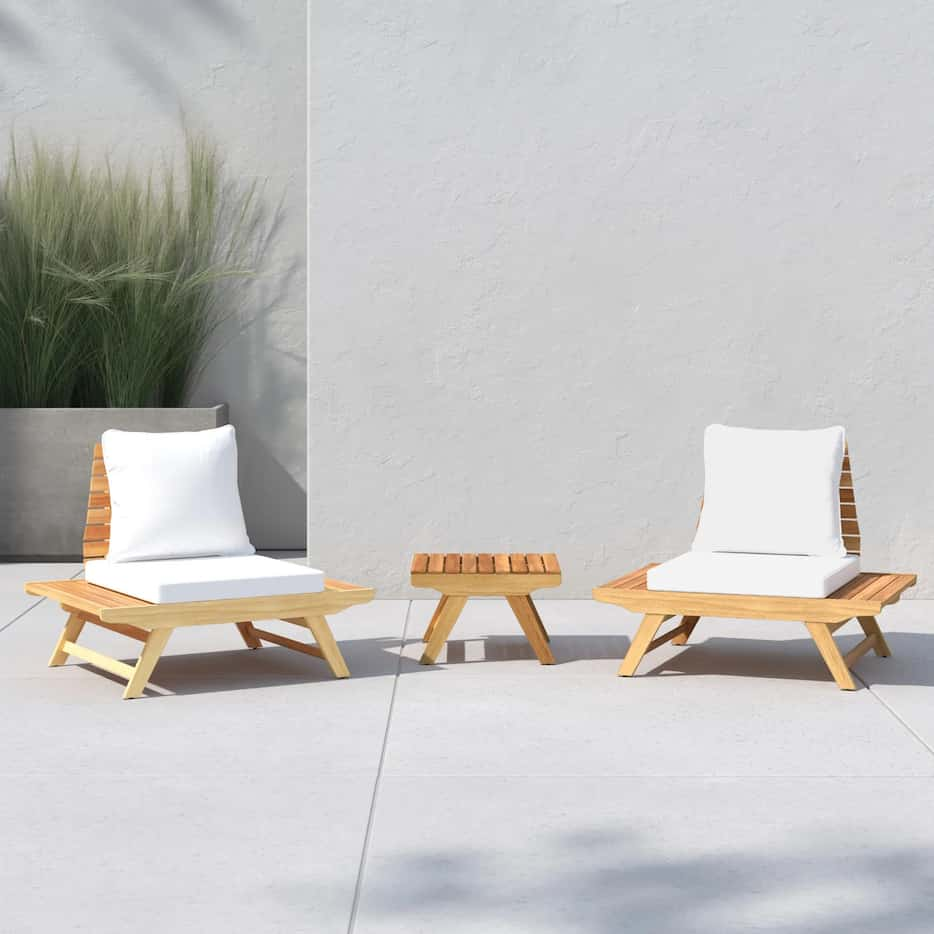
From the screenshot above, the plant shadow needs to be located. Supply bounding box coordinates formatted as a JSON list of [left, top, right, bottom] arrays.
[[352, 821, 934, 934]]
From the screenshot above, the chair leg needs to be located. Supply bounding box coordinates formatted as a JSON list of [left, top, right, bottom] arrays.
[[305, 615, 351, 679], [420, 595, 468, 665], [49, 612, 85, 666], [123, 628, 173, 700], [526, 595, 550, 643], [505, 595, 555, 665], [236, 621, 263, 649], [857, 616, 891, 657], [805, 621, 856, 690], [618, 614, 669, 677], [671, 615, 700, 646], [422, 596, 449, 643]]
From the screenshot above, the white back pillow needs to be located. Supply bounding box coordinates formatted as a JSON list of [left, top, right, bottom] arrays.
[[102, 425, 255, 563], [692, 425, 847, 557]]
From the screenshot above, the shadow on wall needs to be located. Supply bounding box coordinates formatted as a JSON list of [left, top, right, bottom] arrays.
[[0, 7, 42, 59], [103, 0, 247, 108], [201, 206, 307, 550], [0, 0, 307, 550], [235, 420, 307, 550], [0, 0, 247, 107]]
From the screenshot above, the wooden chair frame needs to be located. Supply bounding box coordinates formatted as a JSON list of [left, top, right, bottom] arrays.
[[593, 448, 916, 690], [411, 553, 561, 665], [25, 444, 374, 699]]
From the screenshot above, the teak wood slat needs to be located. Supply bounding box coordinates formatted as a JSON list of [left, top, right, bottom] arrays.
[[27, 444, 374, 699], [411, 552, 562, 665], [510, 553, 529, 573], [593, 446, 916, 690]]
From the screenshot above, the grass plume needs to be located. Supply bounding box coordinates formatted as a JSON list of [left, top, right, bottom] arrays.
[[0, 134, 265, 407]]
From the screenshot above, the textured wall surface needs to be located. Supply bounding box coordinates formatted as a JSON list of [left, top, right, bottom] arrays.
[[0, 406, 226, 557], [1, 0, 306, 549], [311, 1, 934, 597]]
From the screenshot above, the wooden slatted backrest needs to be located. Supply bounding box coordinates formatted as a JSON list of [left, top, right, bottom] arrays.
[[696, 445, 860, 556], [83, 443, 111, 561], [840, 447, 860, 555]]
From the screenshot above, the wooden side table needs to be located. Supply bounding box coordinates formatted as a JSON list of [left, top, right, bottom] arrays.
[[410, 553, 562, 665]]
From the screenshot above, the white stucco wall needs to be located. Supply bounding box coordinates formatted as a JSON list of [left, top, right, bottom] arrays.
[[311, 1, 934, 596], [1, 0, 306, 549]]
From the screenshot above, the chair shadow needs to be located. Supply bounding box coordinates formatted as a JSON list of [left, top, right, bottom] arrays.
[[640, 630, 934, 689], [75, 633, 630, 697], [70, 629, 934, 697], [73, 637, 437, 698], [430, 628, 934, 690]]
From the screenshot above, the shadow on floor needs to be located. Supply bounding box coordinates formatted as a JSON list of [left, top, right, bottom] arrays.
[[641, 631, 934, 688], [76, 634, 627, 697], [353, 822, 934, 934], [70, 637, 428, 698], [427, 628, 934, 688], [437, 634, 629, 664], [67, 629, 934, 697]]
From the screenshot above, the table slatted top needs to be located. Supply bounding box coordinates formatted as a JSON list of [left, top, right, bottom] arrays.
[[411, 553, 560, 576]]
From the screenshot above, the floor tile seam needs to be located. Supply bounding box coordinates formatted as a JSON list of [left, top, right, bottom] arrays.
[[3, 772, 930, 781], [346, 599, 413, 934], [373, 771, 934, 780], [856, 670, 934, 760], [0, 566, 83, 637], [0, 599, 52, 636], [0, 770, 387, 780]]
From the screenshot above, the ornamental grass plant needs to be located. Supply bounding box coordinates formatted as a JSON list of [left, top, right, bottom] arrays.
[[0, 134, 264, 407]]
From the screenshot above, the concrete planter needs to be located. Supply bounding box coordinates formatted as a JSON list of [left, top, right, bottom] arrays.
[[0, 405, 228, 558]]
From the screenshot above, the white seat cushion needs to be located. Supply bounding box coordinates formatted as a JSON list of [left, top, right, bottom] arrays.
[[85, 555, 325, 604], [647, 552, 860, 599]]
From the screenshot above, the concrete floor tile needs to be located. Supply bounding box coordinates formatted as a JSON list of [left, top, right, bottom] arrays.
[[0, 772, 373, 934], [3, 564, 934, 934], [0, 562, 81, 625], [0, 600, 409, 779], [354, 775, 934, 934], [840, 601, 934, 751], [386, 601, 934, 778]]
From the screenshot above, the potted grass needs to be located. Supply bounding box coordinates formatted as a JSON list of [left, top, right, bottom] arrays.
[[0, 135, 266, 557]]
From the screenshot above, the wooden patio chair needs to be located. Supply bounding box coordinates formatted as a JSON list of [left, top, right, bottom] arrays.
[[594, 447, 916, 690], [25, 444, 374, 699]]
